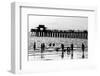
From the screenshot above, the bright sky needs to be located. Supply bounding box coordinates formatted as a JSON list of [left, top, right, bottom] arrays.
[[29, 15, 88, 31]]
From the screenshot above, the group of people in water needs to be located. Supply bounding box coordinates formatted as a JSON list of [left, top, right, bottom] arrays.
[[33, 42, 86, 59], [60, 43, 85, 59]]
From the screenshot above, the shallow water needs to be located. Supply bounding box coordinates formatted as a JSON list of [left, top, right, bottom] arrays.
[[28, 48, 88, 61], [28, 37, 88, 61]]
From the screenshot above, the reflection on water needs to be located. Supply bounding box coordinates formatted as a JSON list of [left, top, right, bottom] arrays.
[[28, 37, 88, 61]]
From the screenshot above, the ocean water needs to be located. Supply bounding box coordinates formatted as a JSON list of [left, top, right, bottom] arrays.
[[28, 37, 88, 61]]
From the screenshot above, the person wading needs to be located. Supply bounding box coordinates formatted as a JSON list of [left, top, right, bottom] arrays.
[[71, 43, 74, 59], [61, 44, 64, 59], [41, 43, 45, 59], [33, 42, 36, 51], [82, 43, 85, 59]]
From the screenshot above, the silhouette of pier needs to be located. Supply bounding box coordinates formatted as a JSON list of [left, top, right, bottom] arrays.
[[30, 25, 88, 39]]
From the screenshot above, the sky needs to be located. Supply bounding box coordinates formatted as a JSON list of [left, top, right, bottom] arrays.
[[29, 15, 88, 31]]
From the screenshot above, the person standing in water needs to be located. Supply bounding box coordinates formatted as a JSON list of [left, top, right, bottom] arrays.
[[61, 44, 64, 59], [33, 42, 36, 51], [71, 43, 74, 59], [41, 43, 45, 59], [82, 43, 85, 59]]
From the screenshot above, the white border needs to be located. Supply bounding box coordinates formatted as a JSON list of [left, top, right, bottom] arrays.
[[11, 2, 96, 74]]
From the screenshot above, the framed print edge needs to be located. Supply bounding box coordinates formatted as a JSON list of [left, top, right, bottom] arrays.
[[11, 2, 97, 74], [11, 2, 22, 74]]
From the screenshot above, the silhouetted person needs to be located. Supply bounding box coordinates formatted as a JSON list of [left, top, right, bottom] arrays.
[[42, 43, 45, 51], [49, 43, 51, 47], [33, 42, 36, 51], [55, 48, 59, 52], [82, 43, 85, 59], [71, 44, 74, 59], [61, 44, 64, 59], [41, 43, 45, 59], [53, 43, 55, 46]]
